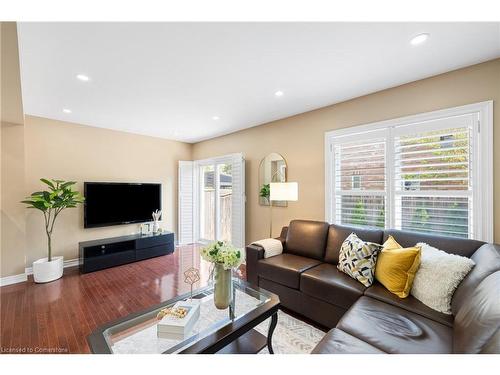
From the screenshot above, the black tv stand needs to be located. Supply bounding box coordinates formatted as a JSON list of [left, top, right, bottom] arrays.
[[79, 232, 175, 273]]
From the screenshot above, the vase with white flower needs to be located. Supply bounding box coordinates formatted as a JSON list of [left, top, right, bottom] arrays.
[[201, 241, 244, 310]]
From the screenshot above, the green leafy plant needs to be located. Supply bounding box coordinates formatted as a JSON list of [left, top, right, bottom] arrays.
[[259, 183, 270, 202], [351, 199, 367, 226], [21, 179, 85, 262]]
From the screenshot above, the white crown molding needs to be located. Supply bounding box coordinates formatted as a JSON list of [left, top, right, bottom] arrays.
[[0, 258, 79, 287]]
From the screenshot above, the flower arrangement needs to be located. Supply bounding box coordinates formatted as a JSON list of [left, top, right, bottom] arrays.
[[201, 241, 244, 270]]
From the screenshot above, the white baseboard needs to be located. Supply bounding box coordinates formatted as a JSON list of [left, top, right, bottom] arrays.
[[0, 273, 28, 287], [0, 258, 79, 287], [25, 257, 79, 275]]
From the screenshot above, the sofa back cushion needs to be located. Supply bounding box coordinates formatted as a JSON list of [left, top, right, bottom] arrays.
[[382, 229, 484, 258], [451, 243, 500, 315], [285, 220, 329, 260], [453, 271, 500, 353], [324, 224, 384, 264]]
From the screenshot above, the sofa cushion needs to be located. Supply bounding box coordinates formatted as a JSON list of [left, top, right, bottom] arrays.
[[258, 253, 322, 289], [383, 229, 484, 258], [374, 236, 421, 298], [325, 224, 384, 264], [260, 277, 346, 329], [301, 263, 366, 309], [411, 242, 475, 314], [453, 271, 500, 353], [337, 296, 453, 353], [285, 220, 329, 260], [364, 282, 454, 327], [451, 243, 500, 315], [337, 233, 381, 287], [311, 328, 385, 354], [479, 330, 500, 354]]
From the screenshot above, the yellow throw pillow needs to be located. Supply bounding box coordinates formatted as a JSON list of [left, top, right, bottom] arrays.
[[374, 236, 421, 298]]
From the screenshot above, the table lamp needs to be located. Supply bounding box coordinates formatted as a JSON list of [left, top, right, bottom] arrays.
[[268, 182, 298, 237]]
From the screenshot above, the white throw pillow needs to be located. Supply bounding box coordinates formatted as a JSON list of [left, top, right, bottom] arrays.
[[411, 242, 475, 314]]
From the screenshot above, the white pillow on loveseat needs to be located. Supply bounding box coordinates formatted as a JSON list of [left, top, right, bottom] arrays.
[[411, 242, 475, 314]]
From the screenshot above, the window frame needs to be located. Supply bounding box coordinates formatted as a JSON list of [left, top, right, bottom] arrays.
[[324, 101, 493, 242]]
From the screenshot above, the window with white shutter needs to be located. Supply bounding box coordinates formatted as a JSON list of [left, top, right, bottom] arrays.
[[332, 130, 387, 229], [230, 153, 246, 248], [178, 161, 194, 244], [393, 115, 475, 238], [325, 102, 493, 242]]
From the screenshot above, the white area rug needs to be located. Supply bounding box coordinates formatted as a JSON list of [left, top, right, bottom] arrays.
[[255, 310, 326, 354]]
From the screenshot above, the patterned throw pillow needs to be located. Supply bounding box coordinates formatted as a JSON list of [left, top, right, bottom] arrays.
[[337, 233, 382, 287]]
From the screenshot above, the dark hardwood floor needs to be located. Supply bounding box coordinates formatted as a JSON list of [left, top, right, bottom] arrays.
[[0, 244, 245, 354]]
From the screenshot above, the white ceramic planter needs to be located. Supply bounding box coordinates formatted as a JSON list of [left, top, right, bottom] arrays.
[[32, 256, 64, 283]]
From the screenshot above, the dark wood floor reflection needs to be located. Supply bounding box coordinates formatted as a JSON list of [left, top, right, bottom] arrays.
[[0, 244, 245, 354]]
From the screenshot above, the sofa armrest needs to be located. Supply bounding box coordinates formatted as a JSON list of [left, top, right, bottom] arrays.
[[278, 226, 288, 250], [245, 244, 264, 287]]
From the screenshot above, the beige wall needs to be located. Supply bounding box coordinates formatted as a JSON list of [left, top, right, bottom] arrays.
[[23, 116, 192, 266], [192, 58, 500, 244], [1, 22, 24, 125], [1, 122, 26, 277], [1, 22, 27, 278]]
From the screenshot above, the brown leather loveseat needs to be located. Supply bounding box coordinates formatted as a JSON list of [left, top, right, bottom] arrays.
[[246, 219, 500, 354]]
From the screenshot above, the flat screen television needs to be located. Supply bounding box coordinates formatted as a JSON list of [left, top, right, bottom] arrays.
[[84, 182, 161, 228]]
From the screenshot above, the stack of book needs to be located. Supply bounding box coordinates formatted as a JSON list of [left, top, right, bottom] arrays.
[[157, 300, 201, 340]]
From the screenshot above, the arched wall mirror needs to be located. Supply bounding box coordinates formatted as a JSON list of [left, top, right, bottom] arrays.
[[258, 153, 287, 207]]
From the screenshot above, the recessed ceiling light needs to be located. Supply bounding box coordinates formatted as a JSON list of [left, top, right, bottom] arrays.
[[410, 33, 429, 46], [212, 116, 220, 120], [274, 90, 284, 97], [62, 108, 72, 113], [76, 74, 90, 81]]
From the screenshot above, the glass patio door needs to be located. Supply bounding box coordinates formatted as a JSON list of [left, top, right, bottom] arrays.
[[178, 153, 244, 248], [198, 161, 233, 243]]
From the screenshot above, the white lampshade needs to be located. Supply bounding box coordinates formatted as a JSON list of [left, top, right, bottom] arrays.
[[270, 182, 298, 201]]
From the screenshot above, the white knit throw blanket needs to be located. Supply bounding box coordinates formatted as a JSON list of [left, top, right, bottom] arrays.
[[252, 238, 283, 258]]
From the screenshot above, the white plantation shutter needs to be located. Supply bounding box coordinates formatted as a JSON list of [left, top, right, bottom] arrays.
[[230, 153, 245, 248], [393, 114, 476, 238], [326, 102, 492, 241], [331, 130, 387, 229], [178, 161, 194, 244]]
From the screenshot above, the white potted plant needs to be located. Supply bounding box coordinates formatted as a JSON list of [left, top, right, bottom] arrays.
[[22, 179, 85, 283]]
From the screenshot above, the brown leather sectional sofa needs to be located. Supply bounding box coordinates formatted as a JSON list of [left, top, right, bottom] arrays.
[[246, 219, 500, 354]]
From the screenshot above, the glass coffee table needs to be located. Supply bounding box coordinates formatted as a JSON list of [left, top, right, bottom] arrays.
[[87, 279, 280, 354]]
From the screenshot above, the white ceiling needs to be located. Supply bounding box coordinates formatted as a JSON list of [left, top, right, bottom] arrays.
[[17, 22, 500, 143]]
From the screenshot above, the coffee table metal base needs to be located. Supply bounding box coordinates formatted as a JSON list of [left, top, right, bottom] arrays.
[[217, 311, 277, 354], [216, 329, 266, 354], [267, 312, 278, 354]]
